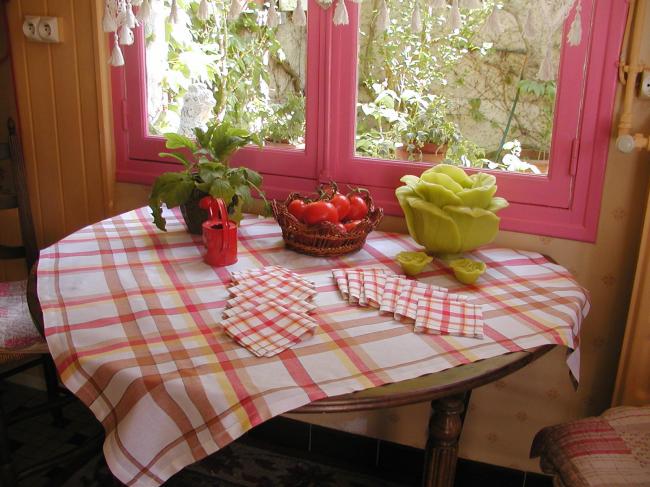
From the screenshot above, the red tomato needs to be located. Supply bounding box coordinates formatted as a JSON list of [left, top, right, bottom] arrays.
[[334, 223, 347, 233], [329, 193, 351, 221], [288, 199, 308, 221], [303, 201, 339, 225], [346, 195, 369, 220], [343, 220, 362, 232]]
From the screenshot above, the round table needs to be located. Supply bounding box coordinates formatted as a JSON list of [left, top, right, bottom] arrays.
[[293, 344, 552, 487], [28, 264, 553, 487]]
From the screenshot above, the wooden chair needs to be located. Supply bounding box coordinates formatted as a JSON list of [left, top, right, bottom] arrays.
[[0, 118, 101, 486], [530, 405, 650, 486]]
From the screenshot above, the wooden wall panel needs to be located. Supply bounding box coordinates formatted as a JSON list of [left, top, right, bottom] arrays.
[[4, 0, 114, 256]]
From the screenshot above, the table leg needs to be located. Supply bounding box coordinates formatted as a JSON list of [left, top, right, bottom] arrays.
[[422, 394, 466, 487]]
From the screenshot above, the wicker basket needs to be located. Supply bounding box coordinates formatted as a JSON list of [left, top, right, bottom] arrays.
[[271, 190, 383, 257]]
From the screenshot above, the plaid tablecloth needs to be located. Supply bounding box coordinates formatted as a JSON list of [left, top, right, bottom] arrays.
[[37, 208, 589, 486]]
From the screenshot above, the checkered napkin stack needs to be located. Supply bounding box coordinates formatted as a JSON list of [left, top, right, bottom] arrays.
[[222, 266, 318, 357], [333, 268, 485, 338]]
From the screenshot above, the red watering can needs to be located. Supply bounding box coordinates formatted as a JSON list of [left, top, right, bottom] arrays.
[[200, 196, 238, 266]]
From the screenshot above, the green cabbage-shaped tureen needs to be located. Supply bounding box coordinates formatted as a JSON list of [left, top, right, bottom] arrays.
[[395, 164, 508, 254]]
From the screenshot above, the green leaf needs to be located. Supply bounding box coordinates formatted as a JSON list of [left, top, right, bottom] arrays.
[[148, 172, 195, 232], [208, 179, 235, 204], [163, 133, 196, 151], [235, 184, 252, 204], [242, 167, 263, 187], [159, 152, 191, 168], [198, 161, 226, 184]]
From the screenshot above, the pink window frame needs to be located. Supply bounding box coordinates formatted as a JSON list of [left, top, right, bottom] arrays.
[[113, 0, 628, 242]]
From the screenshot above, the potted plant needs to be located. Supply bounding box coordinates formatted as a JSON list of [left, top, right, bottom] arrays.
[[264, 93, 306, 148], [148, 120, 267, 234], [396, 94, 460, 162]]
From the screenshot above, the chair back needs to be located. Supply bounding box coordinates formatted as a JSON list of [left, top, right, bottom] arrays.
[[0, 118, 38, 271]]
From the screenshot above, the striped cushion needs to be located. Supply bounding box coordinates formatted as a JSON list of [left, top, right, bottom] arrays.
[[0, 280, 45, 350], [532, 406, 650, 487]]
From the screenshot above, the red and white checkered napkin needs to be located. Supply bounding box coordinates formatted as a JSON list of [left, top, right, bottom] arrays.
[[231, 266, 315, 290], [394, 284, 468, 321], [221, 300, 317, 357], [229, 274, 317, 302], [226, 293, 317, 315], [414, 297, 484, 338], [332, 267, 394, 308], [362, 269, 390, 308], [380, 276, 446, 315]]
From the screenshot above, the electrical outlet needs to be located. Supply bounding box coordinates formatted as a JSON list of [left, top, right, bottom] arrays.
[[640, 71, 650, 99], [37, 17, 62, 43], [22, 16, 41, 41]]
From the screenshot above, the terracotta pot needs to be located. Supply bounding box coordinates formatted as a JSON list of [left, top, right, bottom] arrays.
[[395, 144, 448, 163], [265, 140, 297, 149]]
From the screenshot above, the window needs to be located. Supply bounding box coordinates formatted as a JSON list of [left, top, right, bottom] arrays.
[[113, 0, 627, 241]]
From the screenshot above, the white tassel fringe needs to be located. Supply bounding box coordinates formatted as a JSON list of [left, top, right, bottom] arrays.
[[267, 0, 279, 27], [460, 0, 481, 8], [376, 0, 389, 32], [293, 0, 306, 26], [411, 1, 422, 33], [448, 0, 461, 32], [110, 41, 125, 66], [119, 25, 134, 45], [482, 7, 502, 37], [537, 48, 555, 81], [102, 3, 117, 32], [198, 0, 211, 21], [169, 0, 179, 23], [228, 0, 243, 21], [523, 8, 538, 40], [567, 0, 582, 46], [333, 0, 349, 25], [137, 0, 152, 24]]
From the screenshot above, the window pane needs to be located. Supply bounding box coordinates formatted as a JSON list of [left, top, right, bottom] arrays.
[[145, 0, 307, 148], [356, 0, 568, 175]]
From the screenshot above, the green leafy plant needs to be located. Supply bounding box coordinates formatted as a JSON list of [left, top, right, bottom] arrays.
[[264, 93, 306, 145], [149, 120, 267, 231]]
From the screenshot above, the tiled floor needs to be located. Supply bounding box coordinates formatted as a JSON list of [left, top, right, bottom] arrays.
[[2, 381, 553, 486]]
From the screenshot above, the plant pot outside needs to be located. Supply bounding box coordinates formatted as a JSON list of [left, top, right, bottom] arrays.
[[395, 143, 447, 163], [518, 148, 549, 174], [180, 190, 210, 235], [265, 140, 297, 149]]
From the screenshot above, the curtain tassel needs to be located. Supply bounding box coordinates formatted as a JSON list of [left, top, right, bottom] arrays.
[[523, 8, 538, 40], [102, 3, 117, 33], [137, 0, 152, 24], [376, 0, 389, 32], [293, 0, 307, 26], [198, 0, 211, 21], [460, 0, 481, 9], [482, 7, 502, 37], [110, 38, 125, 67], [267, 0, 279, 27], [448, 0, 461, 32], [411, 1, 422, 33], [537, 48, 555, 81], [119, 24, 134, 45], [567, 0, 582, 46], [333, 0, 349, 25]]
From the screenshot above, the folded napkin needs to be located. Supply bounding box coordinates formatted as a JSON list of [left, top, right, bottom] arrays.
[[221, 300, 317, 357], [345, 269, 366, 306], [332, 269, 349, 299], [395, 285, 467, 321], [414, 297, 484, 338], [231, 266, 315, 290], [225, 293, 317, 316], [229, 274, 317, 302], [380, 276, 445, 315], [361, 269, 391, 308]]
